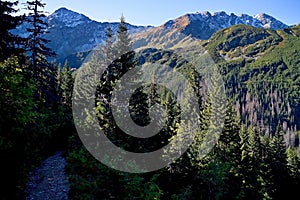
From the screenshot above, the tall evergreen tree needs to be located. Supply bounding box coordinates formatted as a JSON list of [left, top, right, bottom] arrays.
[[55, 61, 62, 101], [115, 15, 131, 58], [61, 60, 74, 110], [287, 148, 300, 181], [104, 24, 115, 60], [113, 15, 135, 80], [269, 127, 289, 199], [210, 106, 241, 199], [286, 147, 300, 197], [215, 106, 240, 164], [24, 0, 56, 104], [103, 23, 116, 83], [96, 15, 134, 114], [0, 0, 24, 62], [25, 0, 54, 69], [239, 126, 272, 199]]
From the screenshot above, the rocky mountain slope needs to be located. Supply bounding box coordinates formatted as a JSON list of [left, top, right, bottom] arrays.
[[14, 7, 151, 65], [132, 11, 289, 50], [14, 8, 289, 67]]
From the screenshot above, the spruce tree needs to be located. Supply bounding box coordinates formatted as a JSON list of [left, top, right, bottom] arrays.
[[212, 106, 241, 199], [55, 61, 62, 102], [215, 106, 240, 164], [269, 127, 289, 199], [287, 148, 300, 181], [286, 147, 300, 197], [103, 23, 117, 84], [0, 0, 24, 62], [95, 15, 135, 150], [104, 24, 115, 61], [115, 15, 131, 58], [61, 60, 74, 110], [239, 127, 271, 199], [25, 0, 54, 69], [24, 0, 56, 104]]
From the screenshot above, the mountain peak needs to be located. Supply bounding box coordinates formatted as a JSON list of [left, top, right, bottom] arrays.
[[195, 11, 212, 17], [171, 11, 288, 33], [255, 13, 271, 19], [212, 11, 228, 16], [52, 7, 80, 16], [49, 7, 91, 27], [132, 10, 290, 50], [254, 13, 275, 23], [254, 13, 288, 29], [54, 7, 70, 13]]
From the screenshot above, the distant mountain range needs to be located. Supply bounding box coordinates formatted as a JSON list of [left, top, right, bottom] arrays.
[[14, 8, 290, 67], [132, 11, 289, 50]]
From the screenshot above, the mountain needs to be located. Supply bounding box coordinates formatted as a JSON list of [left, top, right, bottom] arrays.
[[14, 7, 152, 66], [132, 11, 289, 49], [134, 23, 300, 146], [14, 8, 289, 67], [48, 8, 153, 63]]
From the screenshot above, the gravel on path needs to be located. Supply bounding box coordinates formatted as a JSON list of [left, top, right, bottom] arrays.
[[26, 152, 70, 200]]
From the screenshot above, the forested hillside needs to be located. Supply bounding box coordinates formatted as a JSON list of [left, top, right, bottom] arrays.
[[206, 24, 300, 146], [0, 1, 299, 199], [67, 24, 300, 199]]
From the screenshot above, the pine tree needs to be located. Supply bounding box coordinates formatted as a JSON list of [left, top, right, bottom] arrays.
[[95, 15, 136, 151], [188, 66, 227, 165], [103, 23, 117, 83], [55, 61, 62, 102], [211, 106, 241, 199], [24, 0, 56, 104], [95, 24, 118, 135], [269, 127, 289, 199], [286, 147, 300, 197], [113, 15, 135, 80], [25, 0, 54, 68], [0, 0, 24, 62], [104, 24, 115, 60], [239, 126, 270, 199], [61, 60, 74, 110], [215, 106, 240, 164], [287, 148, 300, 180], [115, 15, 131, 58]]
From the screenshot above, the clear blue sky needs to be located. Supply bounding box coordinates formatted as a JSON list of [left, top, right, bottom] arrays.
[[16, 0, 300, 26]]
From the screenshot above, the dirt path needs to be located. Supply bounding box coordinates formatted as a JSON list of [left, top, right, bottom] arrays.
[[26, 152, 70, 200]]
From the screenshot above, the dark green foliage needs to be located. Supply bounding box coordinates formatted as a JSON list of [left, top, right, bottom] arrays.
[[24, 0, 55, 66], [0, 57, 35, 199], [286, 147, 300, 196], [60, 61, 74, 110], [24, 0, 57, 105], [115, 15, 131, 57], [67, 22, 300, 200], [0, 0, 24, 62], [0, 2, 76, 198], [207, 24, 300, 140], [1, 4, 300, 199]]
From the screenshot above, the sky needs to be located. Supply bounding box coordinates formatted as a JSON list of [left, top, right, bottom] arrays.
[[15, 0, 300, 26]]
